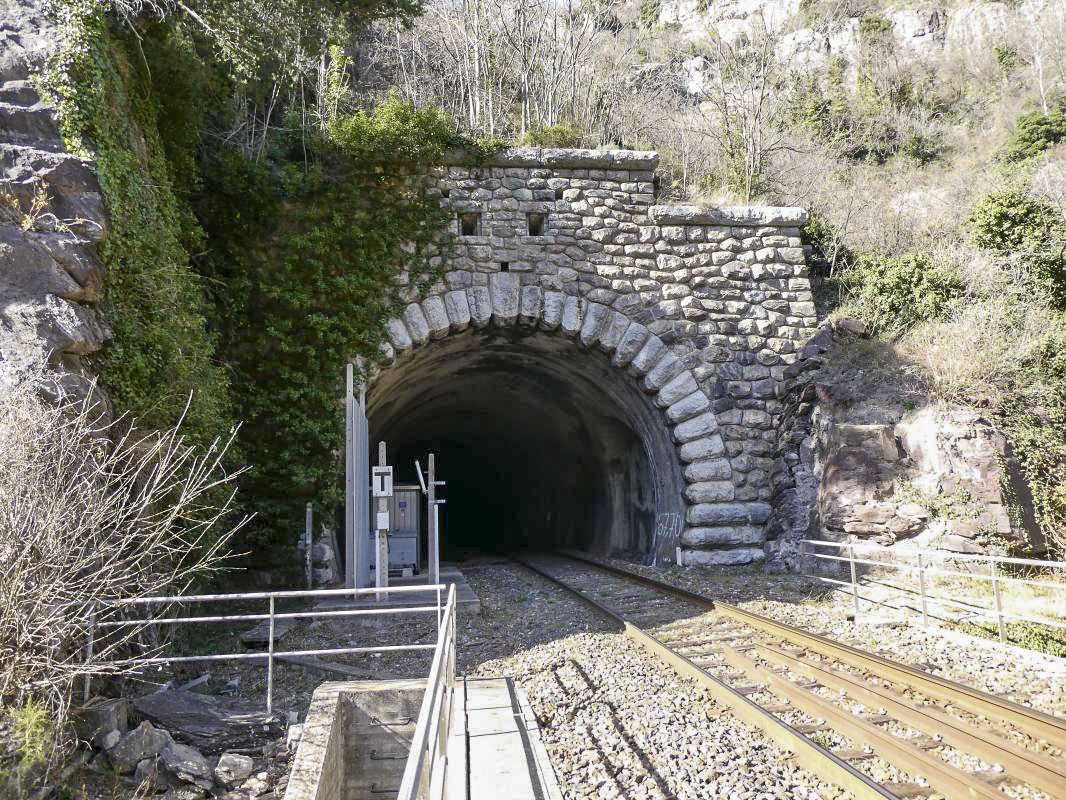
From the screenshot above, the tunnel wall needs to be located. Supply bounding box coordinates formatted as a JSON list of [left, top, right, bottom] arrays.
[[371, 149, 817, 566]]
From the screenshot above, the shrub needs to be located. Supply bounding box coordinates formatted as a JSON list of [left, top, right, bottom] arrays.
[[997, 110, 1066, 164], [519, 122, 584, 148], [0, 368, 246, 762], [840, 251, 963, 334], [969, 188, 1066, 309]]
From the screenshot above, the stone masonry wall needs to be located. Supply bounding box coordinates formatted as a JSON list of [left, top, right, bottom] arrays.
[[376, 148, 818, 566]]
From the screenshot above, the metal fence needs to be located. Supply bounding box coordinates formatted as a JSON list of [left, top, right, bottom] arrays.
[[89, 583, 449, 712], [801, 538, 1066, 642], [397, 583, 458, 800]]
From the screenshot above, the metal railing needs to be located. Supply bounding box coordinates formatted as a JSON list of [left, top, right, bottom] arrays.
[[87, 583, 449, 712], [397, 583, 457, 800], [801, 539, 1066, 642]]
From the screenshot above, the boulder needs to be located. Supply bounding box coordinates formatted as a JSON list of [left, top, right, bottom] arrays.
[[134, 690, 282, 754], [160, 741, 213, 783], [108, 721, 174, 774], [214, 752, 255, 788]]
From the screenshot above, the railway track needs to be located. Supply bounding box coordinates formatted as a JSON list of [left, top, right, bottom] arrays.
[[516, 552, 1066, 800]]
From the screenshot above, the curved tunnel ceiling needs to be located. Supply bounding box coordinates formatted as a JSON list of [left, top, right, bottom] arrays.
[[367, 328, 684, 559]]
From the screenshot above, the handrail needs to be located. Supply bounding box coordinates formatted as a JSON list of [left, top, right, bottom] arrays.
[[83, 583, 449, 712], [801, 539, 1066, 642], [397, 583, 458, 800]]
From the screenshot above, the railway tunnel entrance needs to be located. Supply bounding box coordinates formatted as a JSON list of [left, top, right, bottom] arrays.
[[367, 327, 686, 560]]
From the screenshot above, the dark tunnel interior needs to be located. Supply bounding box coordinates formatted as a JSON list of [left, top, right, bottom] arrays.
[[366, 329, 684, 562]]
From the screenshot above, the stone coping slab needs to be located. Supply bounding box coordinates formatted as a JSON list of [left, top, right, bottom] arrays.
[[650, 204, 809, 226], [442, 146, 659, 170]]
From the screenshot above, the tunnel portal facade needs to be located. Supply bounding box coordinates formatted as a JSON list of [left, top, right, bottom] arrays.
[[367, 149, 816, 566]]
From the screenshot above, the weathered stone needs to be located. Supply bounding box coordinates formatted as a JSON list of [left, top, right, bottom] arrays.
[[681, 547, 764, 566], [665, 391, 710, 423], [686, 502, 772, 526], [133, 690, 282, 754], [466, 286, 492, 328], [679, 435, 726, 462], [489, 272, 520, 325], [108, 722, 174, 774], [403, 303, 430, 346], [685, 481, 735, 502], [656, 371, 699, 408], [628, 336, 666, 376], [681, 526, 763, 547], [643, 352, 685, 392], [540, 291, 565, 330], [684, 458, 732, 482], [672, 411, 719, 443], [214, 752, 255, 788], [518, 285, 543, 327], [611, 323, 650, 367], [386, 318, 412, 352], [443, 289, 471, 331], [561, 294, 586, 337], [579, 302, 610, 347], [421, 295, 449, 339], [160, 741, 212, 782], [597, 311, 632, 352]]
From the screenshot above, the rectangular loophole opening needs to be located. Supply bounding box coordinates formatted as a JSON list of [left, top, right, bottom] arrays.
[[526, 212, 546, 236], [458, 212, 480, 236], [500, 262, 510, 272]]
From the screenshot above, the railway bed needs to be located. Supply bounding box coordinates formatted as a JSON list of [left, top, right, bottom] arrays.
[[515, 552, 1066, 800]]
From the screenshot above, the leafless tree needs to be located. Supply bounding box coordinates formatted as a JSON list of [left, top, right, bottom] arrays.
[[0, 368, 248, 733]]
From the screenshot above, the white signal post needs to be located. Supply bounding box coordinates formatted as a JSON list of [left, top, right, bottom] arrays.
[[374, 442, 391, 601]]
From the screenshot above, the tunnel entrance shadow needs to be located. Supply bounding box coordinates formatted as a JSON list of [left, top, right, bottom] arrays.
[[367, 328, 686, 561]]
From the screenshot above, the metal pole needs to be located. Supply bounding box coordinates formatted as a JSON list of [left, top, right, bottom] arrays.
[[437, 584, 441, 630], [849, 544, 860, 619], [267, 595, 275, 713], [345, 363, 356, 588], [917, 551, 928, 628], [83, 611, 96, 703], [377, 442, 389, 602], [428, 454, 438, 586], [991, 561, 1006, 643], [305, 502, 313, 590]]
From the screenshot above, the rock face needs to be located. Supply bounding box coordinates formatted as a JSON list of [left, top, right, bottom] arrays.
[[0, 0, 111, 406], [766, 320, 1041, 569], [375, 148, 818, 566], [108, 721, 174, 774], [134, 689, 283, 753]]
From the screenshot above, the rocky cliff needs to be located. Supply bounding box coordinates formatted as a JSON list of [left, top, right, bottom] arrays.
[[0, 1, 110, 406]]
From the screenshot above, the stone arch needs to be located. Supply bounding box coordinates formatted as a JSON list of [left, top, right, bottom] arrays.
[[368, 272, 771, 563]]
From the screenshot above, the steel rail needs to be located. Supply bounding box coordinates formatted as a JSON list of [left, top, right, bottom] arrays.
[[514, 556, 899, 800], [560, 551, 1066, 753]]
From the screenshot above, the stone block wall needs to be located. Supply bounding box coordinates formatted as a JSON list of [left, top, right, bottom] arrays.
[[377, 148, 818, 565]]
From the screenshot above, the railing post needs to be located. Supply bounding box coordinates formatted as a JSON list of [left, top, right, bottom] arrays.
[[917, 551, 929, 628], [305, 502, 314, 590], [267, 594, 276, 714], [83, 608, 96, 703], [849, 544, 860, 619], [991, 561, 1006, 643], [436, 584, 442, 630]]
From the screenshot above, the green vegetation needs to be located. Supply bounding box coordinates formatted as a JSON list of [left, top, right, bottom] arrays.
[[519, 122, 583, 148], [197, 95, 493, 553], [996, 109, 1066, 164], [953, 619, 1066, 658], [839, 251, 962, 335], [38, 7, 231, 448]]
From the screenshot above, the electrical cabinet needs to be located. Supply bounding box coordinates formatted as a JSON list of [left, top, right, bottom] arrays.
[[368, 485, 421, 573]]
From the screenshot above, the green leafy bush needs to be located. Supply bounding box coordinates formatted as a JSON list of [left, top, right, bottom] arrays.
[[195, 94, 494, 554], [840, 251, 963, 334], [996, 110, 1066, 164], [519, 122, 583, 148], [969, 188, 1066, 309]]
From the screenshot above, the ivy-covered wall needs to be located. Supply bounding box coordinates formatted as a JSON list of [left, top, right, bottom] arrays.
[[40, 4, 494, 563]]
